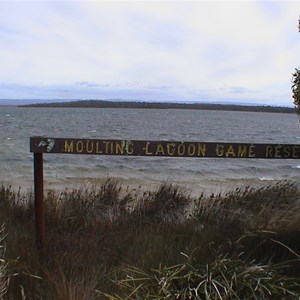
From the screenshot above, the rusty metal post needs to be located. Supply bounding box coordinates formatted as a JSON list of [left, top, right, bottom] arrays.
[[33, 152, 45, 251]]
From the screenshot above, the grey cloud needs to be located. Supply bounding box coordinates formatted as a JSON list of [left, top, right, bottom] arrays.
[[229, 87, 260, 94], [145, 84, 188, 90], [229, 87, 247, 94], [75, 82, 110, 88]]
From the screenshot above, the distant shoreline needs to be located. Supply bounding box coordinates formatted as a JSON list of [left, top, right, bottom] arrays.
[[19, 99, 296, 114]]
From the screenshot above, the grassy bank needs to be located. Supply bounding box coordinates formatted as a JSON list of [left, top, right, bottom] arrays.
[[0, 179, 300, 299]]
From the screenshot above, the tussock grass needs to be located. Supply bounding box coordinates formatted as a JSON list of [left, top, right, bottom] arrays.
[[0, 225, 10, 299], [193, 181, 300, 233], [105, 255, 300, 299], [0, 179, 299, 299]]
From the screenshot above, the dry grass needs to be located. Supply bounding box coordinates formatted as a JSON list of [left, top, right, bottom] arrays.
[[0, 225, 10, 300], [104, 255, 300, 299], [0, 179, 299, 299]]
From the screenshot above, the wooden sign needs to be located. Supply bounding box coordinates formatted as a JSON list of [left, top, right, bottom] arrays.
[[30, 136, 300, 159], [30, 136, 300, 253]]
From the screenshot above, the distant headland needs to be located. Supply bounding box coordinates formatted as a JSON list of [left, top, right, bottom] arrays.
[[20, 99, 296, 114]]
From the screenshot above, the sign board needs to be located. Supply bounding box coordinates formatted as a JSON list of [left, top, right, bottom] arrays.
[[30, 136, 300, 252], [30, 136, 300, 159]]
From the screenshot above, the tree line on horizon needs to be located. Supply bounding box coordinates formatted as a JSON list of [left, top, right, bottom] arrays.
[[21, 99, 295, 114]]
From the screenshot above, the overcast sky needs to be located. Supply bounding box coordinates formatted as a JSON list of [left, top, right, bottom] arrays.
[[0, 1, 299, 106]]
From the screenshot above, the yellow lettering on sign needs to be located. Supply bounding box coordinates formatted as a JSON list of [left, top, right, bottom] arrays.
[[283, 146, 291, 158], [96, 142, 103, 154], [197, 144, 206, 156], [76, 141, 83, 153], [103, 141, 111, 154], [143, 142, 153, 155], [265, 146, 272, 158], [275, 145, 282, 158], [248, 145, 256, 158], [115, 141, 124, 154], [64, 140, 74, 153], [86, 140, 94, 153], [155, 144, 165, 155], [125, 141, 134, 154], [178, 143, 185, 156], [216, 144, 224, 156], [225, 145, 236, 157], [292, 146, 299, 158], [237, 145, 247, 157], [166, 143, 175, 155], [188, 144, 196, 156]]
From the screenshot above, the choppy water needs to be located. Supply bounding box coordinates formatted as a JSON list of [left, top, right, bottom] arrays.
[[1, 106, 300, 193]]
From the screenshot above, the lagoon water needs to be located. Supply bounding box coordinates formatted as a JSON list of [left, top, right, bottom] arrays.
[[1, 106, 300, 194]]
